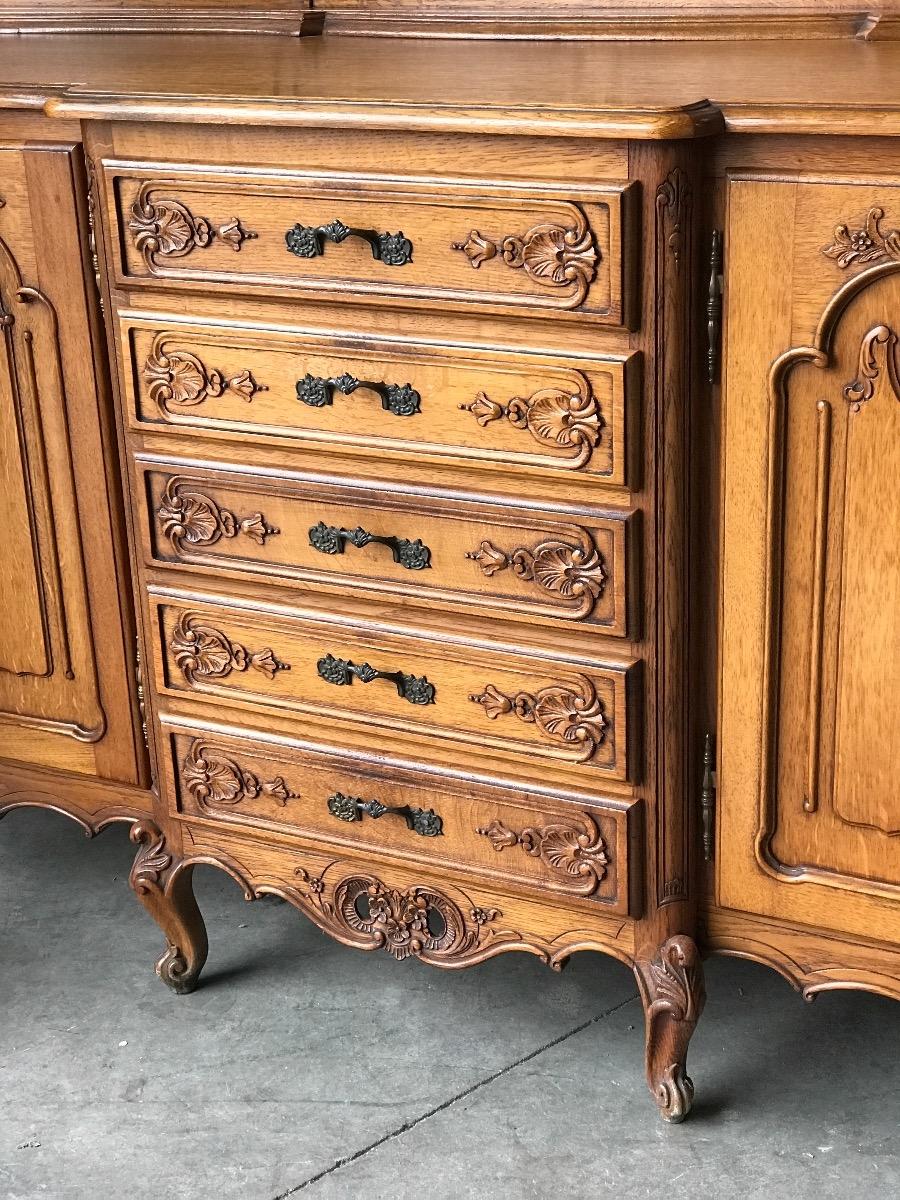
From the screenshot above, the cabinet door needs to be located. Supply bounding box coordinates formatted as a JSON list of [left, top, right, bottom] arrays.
[[0, 145, 144, 784], [718, 177, 900, 945]]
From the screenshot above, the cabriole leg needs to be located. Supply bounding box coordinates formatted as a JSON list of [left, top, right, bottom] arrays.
[[129, 820, 208, 995], [633, 934, 706, 1123]]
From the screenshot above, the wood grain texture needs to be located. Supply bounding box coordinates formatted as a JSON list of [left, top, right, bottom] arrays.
[[0, 17, 893, 1123], [704, 907, 900, 1003], [151, 593, 639, 787], [0, 33, 898, 137], [132, 815, 638, 982], [717, 175, 900, 947], [137, 460, 633, 634], [0, 142, 145, 783], [105, 166, 633, 326], [0, 757, 153, 833], [158, 717, 642, 915], [120, 314, 637, 488]]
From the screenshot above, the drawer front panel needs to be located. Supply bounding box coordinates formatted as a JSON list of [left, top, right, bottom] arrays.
[[142, 464, 633, 633], [154, 598, 639, 781], [109, 167, 633, 324], [161, 722, 641, 914], [124, 317, 636, 487]]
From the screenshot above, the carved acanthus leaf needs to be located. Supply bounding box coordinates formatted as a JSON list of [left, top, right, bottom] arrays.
[[469, 674, 608, 762], [290, 867, 511, 964], [635, 936, 706, 1124], [656, 168, 690, 271], [822, 208, 900, 268], [843, 324, 900, 411], [128, 820, 172, 887]]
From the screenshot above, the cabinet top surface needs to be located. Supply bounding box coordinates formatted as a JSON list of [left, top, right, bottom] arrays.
[[1, 32, 899, 138]]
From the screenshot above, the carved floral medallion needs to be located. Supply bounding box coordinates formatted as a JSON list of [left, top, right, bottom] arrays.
[[181, 740, 300, 809], [476, 813, 609, 895], [469, 674, 608, 762], [143, 334, 267, 414], [169, 611, 289, 686], [451, 212, 598, 306], [822, 208, 900, 268], [157, 477, 279, 551], [292, 866, 506, 964], [459, 377, 602, 470]]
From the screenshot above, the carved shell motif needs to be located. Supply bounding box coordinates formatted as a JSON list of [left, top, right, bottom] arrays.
[[143, 335, 266, 414], [128, 183, 257, 264], [181, 740, 300, 808], [476, 813, 609, 896], [169, 611, 289, 686], [460, 377, 603, 471], [466, 534, 606, 619], [469, 674, 608, 763], [129, 194, 210, 259], [451, 211, 598, 307], [157, 477, 278, 551]]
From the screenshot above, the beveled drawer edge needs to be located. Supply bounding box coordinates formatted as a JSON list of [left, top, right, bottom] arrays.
[[152, 610, 640, 785], [157, 711, 644, 918], [119, 309, 640, 489]]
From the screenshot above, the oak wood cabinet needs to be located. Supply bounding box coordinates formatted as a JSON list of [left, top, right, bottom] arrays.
[[0, 134, 151, 829], [711, 175, 900, 989], [0, 1, 898, 1123]]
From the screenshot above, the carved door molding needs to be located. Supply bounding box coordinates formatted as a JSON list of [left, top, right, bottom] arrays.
[[0, 230, 106, 742], [758, 260, 900, 891], [719, 174, 900, 945], [0, 144, 143, 785]]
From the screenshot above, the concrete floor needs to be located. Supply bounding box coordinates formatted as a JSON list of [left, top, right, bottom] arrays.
[[1, 809, 898, 1200]]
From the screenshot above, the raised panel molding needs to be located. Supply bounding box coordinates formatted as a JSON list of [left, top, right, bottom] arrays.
[[762, 261, 900, 886], [0, 232, 105, 742]]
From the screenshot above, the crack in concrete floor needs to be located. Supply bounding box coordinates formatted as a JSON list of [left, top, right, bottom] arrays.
[[271, 993, 640, 1197]]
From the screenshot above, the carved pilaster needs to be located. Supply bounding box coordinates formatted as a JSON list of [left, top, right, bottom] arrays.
[[654, 163, 694, 908]]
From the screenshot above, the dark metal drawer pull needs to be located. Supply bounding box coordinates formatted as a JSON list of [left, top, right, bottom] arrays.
[[296, 372, 421, 416], [308, 521, 431, 570], [285, 219, 413, 266], [327, 791, 443, 837], [317, 653, 435, 705]]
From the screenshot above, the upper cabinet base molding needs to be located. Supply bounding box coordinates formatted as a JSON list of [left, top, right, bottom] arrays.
[[1, 0, 898, 1126]]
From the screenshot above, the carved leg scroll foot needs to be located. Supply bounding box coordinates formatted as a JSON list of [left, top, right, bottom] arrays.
[[129, 820, 208, 995], [634, 935, 706, 1123]]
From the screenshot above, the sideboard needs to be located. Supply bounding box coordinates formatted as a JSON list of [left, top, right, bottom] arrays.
[[1, 1, 898, 1122]]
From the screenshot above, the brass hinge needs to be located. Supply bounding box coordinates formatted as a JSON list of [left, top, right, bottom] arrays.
[[706, 229, 723, 384], [700, 731, 717, 862]]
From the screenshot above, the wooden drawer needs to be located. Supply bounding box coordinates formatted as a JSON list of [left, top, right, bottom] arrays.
[[106, 164, 634, 325], [160, 720, 642, 916], [122, 314, 637, 487], [139, 461, 634, 634], [152, 595, 640, 783]]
